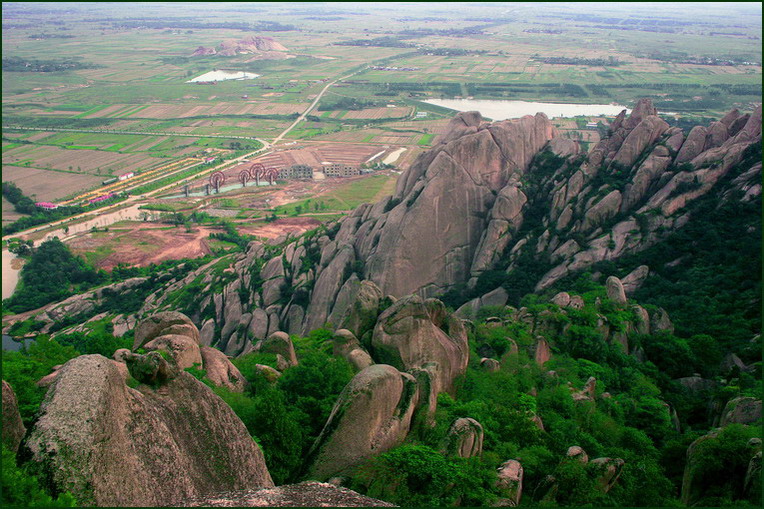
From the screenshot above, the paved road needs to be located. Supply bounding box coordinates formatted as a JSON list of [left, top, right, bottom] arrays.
[[1, 143, 271, 241], [272, 71, 358, 146], [2, 68, 359, 240]]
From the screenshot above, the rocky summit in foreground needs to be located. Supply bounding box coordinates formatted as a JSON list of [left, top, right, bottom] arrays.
[[178, 481, 396, 507], [26, 318, 273, 507]]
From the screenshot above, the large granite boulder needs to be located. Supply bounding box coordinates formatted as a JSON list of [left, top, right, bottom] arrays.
[[305, 364, 419, 480], [2, 380, 26, 453], [338, 280, 384, 339], [359, 112, 554, 299], [590, 457, 625, 493], [257, 331, 298, 367], [200, 346, 247, 393], [720, 397, 762, 426], [605, 276, 627, 305], [27, 354, 273, 507], [445, 417, 484, 458], [495, 459, 523, 506], [680, 429, 762, 506], [144, 334, 203, 370], [332, 329, 373, 372], [133, 311, 200, 350], [370, 295, 469, 395]]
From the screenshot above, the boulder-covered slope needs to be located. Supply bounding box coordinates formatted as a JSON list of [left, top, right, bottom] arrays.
[[121, 99, 759, 356]]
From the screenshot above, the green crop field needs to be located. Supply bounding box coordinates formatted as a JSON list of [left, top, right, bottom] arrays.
[[1, 2, 760, 214]]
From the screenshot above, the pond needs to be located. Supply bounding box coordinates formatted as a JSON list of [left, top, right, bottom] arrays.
[[423, 98, 631, 120], [187, 70, 260, 83], [2, 334, 35, 351]]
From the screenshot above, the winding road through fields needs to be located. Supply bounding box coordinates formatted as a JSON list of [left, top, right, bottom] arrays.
[[2, 70, 364, 298], [272, 71, 359, 145]]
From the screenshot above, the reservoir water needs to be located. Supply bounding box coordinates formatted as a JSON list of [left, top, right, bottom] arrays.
[[423, 99, 631, 120], [3, 334, 34, 351], [187, 70, 260, 83]]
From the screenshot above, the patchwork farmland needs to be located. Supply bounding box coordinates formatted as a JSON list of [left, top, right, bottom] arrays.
[[1, 1, 760, 277]]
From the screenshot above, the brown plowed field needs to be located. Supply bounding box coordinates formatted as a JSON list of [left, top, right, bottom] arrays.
[[2, 166, 104, 201], [67, 224, 216, 271], [3, 145, 165, 174], [341, 106, 411, 119], [237, 217, 323, 239], [82, 102, 305, 119]]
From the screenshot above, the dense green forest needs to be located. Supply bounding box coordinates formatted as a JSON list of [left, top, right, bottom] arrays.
[[3, 274, 760, 506]]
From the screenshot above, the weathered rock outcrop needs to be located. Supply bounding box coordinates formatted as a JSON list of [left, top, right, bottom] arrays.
[[621, 265, 649, 295], [337, 280, 384, 339], [495, 459, 523, 506], [134, 311, 200, 350], [200, 346, 247, 392], [256, 331, 298, 367], [605, 276, 627, 305], [370, 295, 469, 395], [144, 334, 203, 370], [2, 380, 26, 453], [332, 329, 373, 372], [590, 457, 625, 493], [720, 397, 762, 426], [110, 100, 759, 350], [566, 445, 589, 463], [27, 354, 273, 507], [305, 364, 419, 480], [445, 417, 484, 458]]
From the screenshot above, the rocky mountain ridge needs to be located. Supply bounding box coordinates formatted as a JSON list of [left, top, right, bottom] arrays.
[[5, 100, 759, 360], [192, 35, 288, 57], [99, 99, 760, 357]]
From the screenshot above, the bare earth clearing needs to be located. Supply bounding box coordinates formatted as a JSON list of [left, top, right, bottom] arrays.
[[67, 224, 215, 271]]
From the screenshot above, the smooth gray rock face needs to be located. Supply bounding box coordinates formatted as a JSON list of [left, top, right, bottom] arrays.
[[2, 380, 26, 453], [27, 354, 273, 507]]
